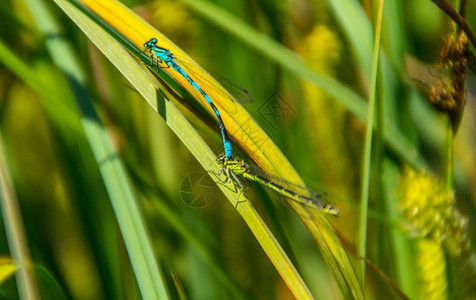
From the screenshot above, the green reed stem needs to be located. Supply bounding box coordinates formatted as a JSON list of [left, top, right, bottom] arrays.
[[358, 0, 384, 287], [445, 118, 454, 190], [445, 0, 464, 190]]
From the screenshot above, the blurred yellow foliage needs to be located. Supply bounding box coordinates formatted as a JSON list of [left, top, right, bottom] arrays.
[[149, 0, 198, 50], [299, 25, 361, 234]]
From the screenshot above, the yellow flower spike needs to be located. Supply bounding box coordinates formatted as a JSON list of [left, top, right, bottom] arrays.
[[76, 0, 361, 298], [416, 239, 448, 300], [399, 168, 470, 256], [395, 107, 474, 300]]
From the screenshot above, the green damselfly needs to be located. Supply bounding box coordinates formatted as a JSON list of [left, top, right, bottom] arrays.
[[216, 154, 339, 216]]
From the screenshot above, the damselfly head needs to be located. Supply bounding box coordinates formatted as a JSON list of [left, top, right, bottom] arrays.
[[323, 205, 340, 216], [216, 154, 227, 164], [143, 38, 158, 50]]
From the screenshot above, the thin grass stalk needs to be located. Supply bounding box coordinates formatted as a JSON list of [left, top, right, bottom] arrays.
[[445, 1, 464, 297], [0, 133, 40, 300], [358, 0, 384, 286], [374, 43, 386, 273], [445, 119, 454, 190], [171, 271, 188, 300], [445, 0, 464, 191], [445, 0, 459, 192], [379, 0, 417, 295]]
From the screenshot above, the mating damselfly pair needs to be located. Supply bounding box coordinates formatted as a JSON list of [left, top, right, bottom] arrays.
[[142, 38, 339, 216]]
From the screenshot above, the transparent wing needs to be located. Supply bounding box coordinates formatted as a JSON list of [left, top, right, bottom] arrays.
[[209, 72, 254, 104], [173, 55, 253, 104]]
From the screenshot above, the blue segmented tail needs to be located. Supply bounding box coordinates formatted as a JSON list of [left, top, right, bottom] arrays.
[[143, 38, 233, 160]]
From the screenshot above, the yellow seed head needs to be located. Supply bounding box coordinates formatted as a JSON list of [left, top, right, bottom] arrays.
[[416, 239, 448, 300], [399, 169, 469, 256]]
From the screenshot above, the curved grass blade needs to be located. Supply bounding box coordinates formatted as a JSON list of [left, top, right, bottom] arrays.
[[61, 0, 316, 298], [34, 266, 68, 300]]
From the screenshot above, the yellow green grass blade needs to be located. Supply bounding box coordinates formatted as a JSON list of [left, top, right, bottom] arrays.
[[24, 0, 169, 298], [56, 0, 317, 298]]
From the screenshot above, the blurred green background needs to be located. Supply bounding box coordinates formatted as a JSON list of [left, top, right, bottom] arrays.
[[0, 0, 475, 299]]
